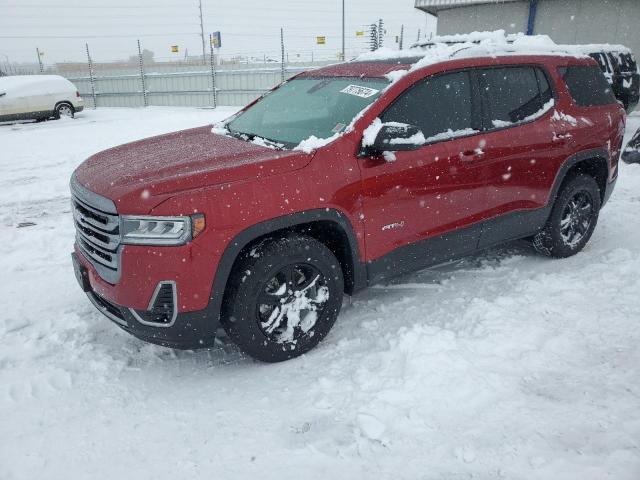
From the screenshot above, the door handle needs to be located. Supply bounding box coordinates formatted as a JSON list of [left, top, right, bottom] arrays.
[[553, 132, 573, 143], [459, 149, 484, 163]]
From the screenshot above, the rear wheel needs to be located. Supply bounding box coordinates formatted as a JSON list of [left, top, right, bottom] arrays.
[[222, 234, 344, 362], [533, 174, 601, 258], [54, 102, 74, 119]]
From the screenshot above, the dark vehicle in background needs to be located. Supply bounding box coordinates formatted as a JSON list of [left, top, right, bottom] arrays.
[[587, 48, 639, 112], [622, 127, 640, 164]]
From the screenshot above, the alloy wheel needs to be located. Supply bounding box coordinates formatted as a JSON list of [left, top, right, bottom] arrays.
[[560, 191, 593, 247], [57, 104, 73, 117], [256, 263, 330, 344]]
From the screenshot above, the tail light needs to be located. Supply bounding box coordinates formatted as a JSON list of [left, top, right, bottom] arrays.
[[76, 90, 81, 97]]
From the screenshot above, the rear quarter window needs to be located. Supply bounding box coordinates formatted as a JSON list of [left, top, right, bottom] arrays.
[[560, 65, 617, 106], [477, 66, 551, 129]]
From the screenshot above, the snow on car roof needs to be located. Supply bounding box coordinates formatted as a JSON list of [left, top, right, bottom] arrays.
[[410, 30, 632, 57], [327, 30, 612, 88], [364, 30, 593, 64], [560, 43, 633, 55], [0, 74, 75, 93]]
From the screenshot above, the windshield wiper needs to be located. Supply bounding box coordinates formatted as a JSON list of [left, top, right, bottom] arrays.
[[227, 128, 288, 150]]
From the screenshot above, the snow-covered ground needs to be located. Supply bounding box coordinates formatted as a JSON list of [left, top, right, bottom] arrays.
[[1, 107, 639, 480]]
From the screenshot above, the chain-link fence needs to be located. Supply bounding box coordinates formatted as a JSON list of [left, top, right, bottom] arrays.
[[1, 39, 366, 108]]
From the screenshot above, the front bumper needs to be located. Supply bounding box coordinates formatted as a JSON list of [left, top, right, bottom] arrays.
[[73, 252, 219, 349]]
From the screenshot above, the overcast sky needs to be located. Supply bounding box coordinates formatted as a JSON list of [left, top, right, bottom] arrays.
[[0, 0, 436, 65]]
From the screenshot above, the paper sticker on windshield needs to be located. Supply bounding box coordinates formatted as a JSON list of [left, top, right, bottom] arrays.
[[340, 84, 379, 98], [332, 123, 346, 133]]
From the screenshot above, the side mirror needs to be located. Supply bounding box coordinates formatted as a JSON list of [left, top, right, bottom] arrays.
[[362, 122, 425, 155]]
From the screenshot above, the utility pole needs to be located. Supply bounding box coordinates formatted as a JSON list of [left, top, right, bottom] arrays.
[[36, 47, 44, 73], [341, 0, 345, 61], [399, 24, 404, 50], [377, 19, 384, 49], [198, 0, 206, 64], [209, 33, 217, 108], [417, 29, 421, 43]]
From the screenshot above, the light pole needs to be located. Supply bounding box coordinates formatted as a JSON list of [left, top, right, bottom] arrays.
[[198, 0, 206, 63], [341, 0, 345, 61]]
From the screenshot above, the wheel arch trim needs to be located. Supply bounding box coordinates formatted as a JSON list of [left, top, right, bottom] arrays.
[[54, 100, 75, 113], [548, 148, 610, 211], [206, 208, 366, 323]]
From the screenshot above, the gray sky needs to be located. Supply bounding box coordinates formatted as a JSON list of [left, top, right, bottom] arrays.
[[0, 0, 436, 65]]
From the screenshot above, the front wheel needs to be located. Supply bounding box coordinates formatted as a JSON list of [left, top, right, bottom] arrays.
[[533, 174, 601, 258], [222, 234, 344, 362]]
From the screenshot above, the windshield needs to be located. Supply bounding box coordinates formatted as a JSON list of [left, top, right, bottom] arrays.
[[226, 76, 388, 148]]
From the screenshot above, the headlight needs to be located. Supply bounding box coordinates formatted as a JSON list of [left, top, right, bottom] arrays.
[[120, 214, 205, 246]]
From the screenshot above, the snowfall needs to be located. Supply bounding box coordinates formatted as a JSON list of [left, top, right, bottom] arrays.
[[1, 106, 639, 480]]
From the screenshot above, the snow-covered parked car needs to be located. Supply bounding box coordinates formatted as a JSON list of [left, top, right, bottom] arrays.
[[0, 75, 84, 123]]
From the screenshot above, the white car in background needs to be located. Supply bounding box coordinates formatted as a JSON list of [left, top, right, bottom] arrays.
[[0, 75, 84, 123]]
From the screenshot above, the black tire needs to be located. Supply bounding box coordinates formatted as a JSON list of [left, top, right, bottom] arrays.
[[54, 102, 74, 119], [222, 234, 344, 362], [533, 174, 601, 258]]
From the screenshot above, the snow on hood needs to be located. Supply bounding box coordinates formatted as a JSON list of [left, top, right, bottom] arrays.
[[73, 125, 311, 207]]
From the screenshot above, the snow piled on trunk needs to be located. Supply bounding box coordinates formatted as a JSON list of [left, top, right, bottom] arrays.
[[1, 107, 640, 480]]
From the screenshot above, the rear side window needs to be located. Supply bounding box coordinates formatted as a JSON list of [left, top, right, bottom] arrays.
[[561, 65, 617, 106], [478, 66, 548, 128], [380, 71, 475, 142]]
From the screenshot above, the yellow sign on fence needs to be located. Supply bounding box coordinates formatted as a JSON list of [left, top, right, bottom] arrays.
[[355, 31, 364, 37], [316, 36, 326, 45], [170, 45, 179, 53]]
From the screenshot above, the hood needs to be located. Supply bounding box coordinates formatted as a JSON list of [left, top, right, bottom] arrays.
[[73, 126, 311, 211]]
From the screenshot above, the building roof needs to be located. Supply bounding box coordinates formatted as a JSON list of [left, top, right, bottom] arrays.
[[415, 0, 521, 15]]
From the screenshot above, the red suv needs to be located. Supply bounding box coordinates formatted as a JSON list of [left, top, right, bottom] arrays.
[[71, 52, 625, 362]]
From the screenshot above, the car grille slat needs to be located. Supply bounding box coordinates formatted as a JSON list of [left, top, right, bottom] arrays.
[[71, 186, 121, 283], [72, 197, 119, 232]]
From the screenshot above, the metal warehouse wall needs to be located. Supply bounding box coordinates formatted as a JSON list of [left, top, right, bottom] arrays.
[[436, 2, 530, 36], [435, 0, 640, 58]]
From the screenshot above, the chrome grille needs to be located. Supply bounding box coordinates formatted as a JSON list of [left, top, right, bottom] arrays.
[[70, 175, 121, 283]]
